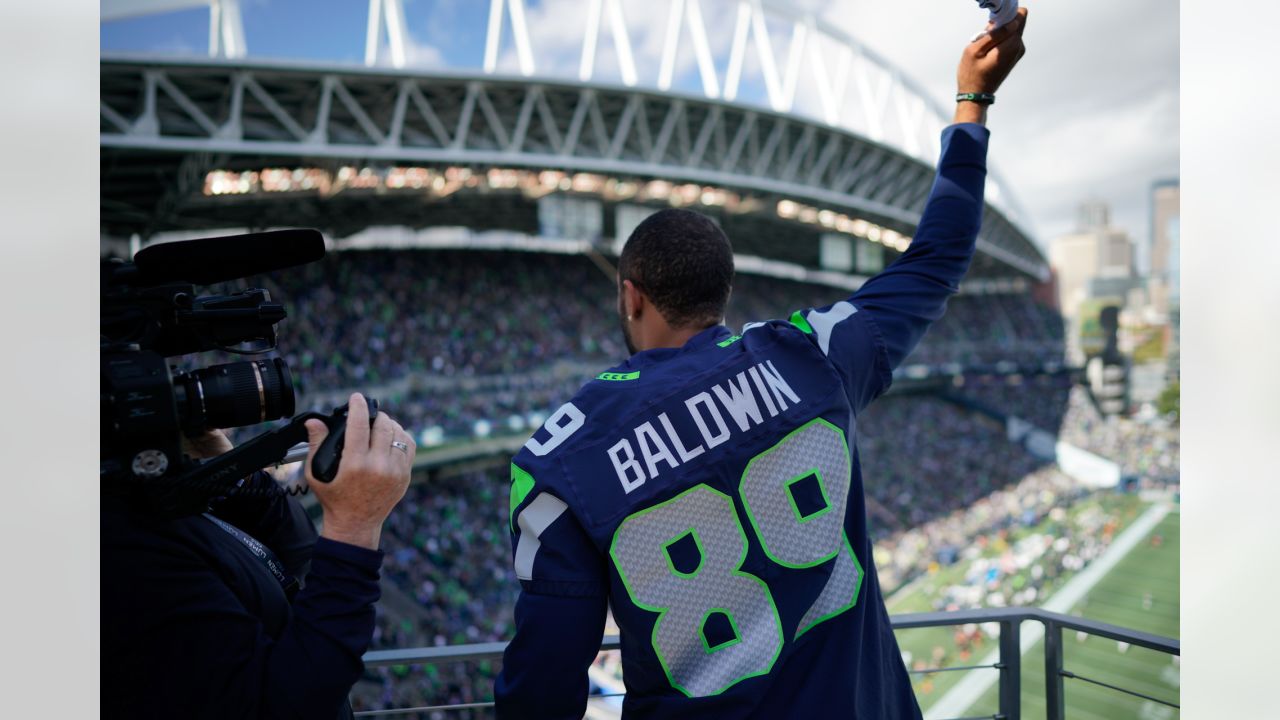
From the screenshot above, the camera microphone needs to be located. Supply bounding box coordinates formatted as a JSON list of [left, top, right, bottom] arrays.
[[131, 228, 326, 285]]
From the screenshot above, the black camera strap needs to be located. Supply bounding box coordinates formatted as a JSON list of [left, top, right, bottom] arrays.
[[202, 513, 301, 598]]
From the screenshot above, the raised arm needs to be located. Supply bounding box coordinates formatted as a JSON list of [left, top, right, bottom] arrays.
[[848, 122, 989, 369], [786, 9, 1028, 413], [853, 8, 1028, 368], [849, 9, 1029, 368]]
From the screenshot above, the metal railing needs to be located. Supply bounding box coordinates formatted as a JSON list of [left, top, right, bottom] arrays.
[[356, 606, 1178, 719]]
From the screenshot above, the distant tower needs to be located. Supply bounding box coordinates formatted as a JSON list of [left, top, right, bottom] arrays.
[[1077, 200, 1111, 232], [1150, 181, 1180, 281], [1155, 181, 1181, 382], [1049, 201, 1136, 364]]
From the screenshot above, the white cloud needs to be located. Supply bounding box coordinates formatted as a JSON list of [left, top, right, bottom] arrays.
[[407, 36, 446, 67], [1004, 87, 1178, 239], [813, 0, 1179, 252], [153, 33, 199, 56]]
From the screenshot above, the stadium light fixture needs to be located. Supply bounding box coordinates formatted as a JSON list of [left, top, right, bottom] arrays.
[[200, 163, 911, 248]]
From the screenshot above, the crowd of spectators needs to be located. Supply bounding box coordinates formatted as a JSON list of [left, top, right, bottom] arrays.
[[900, 482, 1149, 687], [900, 291, 1065, 369], [198, 249, 1066, 445], [351, 469, 515, 718], [1058, 386, 1180, 486], [856, 395, 1048, 531], [940, 373, 1179, 488], [200, 250, 624, 390], [389, 373, 585, 442], [947, 371, 1075, 432], [873, 465, 1089, 592], [175, 248, 1173, 716]]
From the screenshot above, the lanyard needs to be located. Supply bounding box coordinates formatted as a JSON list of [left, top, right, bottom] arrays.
[[203, 513, 301, 598]]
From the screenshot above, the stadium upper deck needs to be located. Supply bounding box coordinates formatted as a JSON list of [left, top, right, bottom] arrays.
[[100, 0, 1049, 282]]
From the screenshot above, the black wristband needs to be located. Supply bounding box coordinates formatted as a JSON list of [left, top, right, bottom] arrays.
[[956, 92, 996, 105]]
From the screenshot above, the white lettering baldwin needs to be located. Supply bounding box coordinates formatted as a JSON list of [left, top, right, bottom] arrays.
[[607, 360, 800, 493]]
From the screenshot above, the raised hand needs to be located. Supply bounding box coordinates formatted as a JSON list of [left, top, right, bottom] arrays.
[[955, 6, 1029, 124], [304, 392, 415, 550]]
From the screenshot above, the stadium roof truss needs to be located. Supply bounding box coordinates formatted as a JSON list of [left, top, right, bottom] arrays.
[[100, 58, 1049, 280]]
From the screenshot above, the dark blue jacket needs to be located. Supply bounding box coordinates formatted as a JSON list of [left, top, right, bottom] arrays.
[[102, 473, 383, 719]]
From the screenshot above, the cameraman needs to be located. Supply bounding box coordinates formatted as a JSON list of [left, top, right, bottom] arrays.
[[102, 393, 415, 719]]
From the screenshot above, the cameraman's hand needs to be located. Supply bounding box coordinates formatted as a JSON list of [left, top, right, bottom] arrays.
[[954, 7, 1028, 125], [182, 428, 234, 459], [303, 392, 415, 550]]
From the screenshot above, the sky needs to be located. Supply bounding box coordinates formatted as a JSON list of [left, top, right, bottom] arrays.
[[101, 0, 1179, 269], [804, 0, 1179, 269]]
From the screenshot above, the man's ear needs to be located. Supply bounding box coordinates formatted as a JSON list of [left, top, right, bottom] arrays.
[[622, 279, 644, 320]]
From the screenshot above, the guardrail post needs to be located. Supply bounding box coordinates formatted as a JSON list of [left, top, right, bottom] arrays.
[[1043, 620, 1066, 720], [997, 618, 1021, 720]]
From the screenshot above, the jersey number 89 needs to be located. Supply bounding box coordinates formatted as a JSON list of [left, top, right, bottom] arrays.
[[609, 418, 864, 698]]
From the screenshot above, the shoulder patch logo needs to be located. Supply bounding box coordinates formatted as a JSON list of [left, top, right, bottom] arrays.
[[598, 371, 641, 382]]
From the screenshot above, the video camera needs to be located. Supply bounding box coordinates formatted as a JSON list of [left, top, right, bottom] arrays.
[[101, 229, 374, 517]]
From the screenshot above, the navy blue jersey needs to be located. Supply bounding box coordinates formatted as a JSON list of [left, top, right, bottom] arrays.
[[495, 123, 991, 719]]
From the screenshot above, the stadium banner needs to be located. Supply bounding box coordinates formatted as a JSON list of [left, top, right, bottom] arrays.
[[855, 238, 885, 274], [1054, 441, 1121, 488], [539, 195, 603, 245], [1006, 415, 1121, 488], [820, 233, 854, 272]]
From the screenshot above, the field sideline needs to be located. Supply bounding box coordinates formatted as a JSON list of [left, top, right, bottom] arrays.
[[885, 494, 1179, 718], [963, 507, 1180, 719]]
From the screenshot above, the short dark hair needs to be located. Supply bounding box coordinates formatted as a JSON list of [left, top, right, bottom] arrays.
[[618, 209, 734, 329]]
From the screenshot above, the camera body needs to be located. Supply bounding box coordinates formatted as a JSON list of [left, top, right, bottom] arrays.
[[100, 283, 293, 480], [100, 229, 325, 510]]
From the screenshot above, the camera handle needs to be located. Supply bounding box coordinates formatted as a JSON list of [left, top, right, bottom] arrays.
[[172, 412, 324, 493], [173, 397, 379, 493]]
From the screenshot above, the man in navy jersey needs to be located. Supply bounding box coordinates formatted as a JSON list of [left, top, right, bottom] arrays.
[[496, 10, 1028, 719]]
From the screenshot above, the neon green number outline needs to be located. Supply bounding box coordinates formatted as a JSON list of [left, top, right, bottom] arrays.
[[661, 527, 705, 579], [739, 418, 849, 569], [794, 531, 865, 639], [699, 608, 744, 653], [609, 484, 784, 697], [783, 469, 833, 524]]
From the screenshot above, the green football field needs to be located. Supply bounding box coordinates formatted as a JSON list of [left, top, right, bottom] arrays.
[[962, 508, 1180, 719], [888, 494, 1153, 710], [886, 495, 1180, 719]]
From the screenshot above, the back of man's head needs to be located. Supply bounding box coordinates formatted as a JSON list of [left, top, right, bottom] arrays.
[[618, 209, 734, 329]]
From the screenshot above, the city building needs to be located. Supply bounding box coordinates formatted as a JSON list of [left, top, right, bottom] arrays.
[[1049, 201, 1138, 362]]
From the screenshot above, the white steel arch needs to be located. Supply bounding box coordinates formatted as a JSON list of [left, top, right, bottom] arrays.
[[102, 0, 246, 58]]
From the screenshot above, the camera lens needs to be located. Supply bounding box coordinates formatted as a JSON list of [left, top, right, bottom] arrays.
[[174, 358, 295, 431]]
